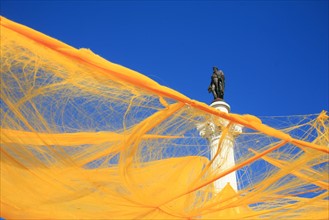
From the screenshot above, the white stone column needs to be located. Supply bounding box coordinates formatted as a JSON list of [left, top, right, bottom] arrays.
[[197, 101, 242, 193]]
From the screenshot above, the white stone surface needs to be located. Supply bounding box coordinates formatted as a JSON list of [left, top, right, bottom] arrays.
[[197, 101, 242, 193], [210, 100, 231, 113]]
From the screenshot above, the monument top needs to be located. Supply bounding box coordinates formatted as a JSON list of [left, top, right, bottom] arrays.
[[208, 66, 225, 101], [210, 100, 231, 113]]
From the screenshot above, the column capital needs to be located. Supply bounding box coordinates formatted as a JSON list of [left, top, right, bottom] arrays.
[[196, 101, 243, 140]]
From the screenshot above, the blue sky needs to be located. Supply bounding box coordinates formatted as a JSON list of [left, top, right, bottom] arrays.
[[1, 0, 328, 116]]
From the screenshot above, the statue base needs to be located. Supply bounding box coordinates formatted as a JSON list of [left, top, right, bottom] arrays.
[[211, 98, 224, 103], [210, 100, 231, 113]]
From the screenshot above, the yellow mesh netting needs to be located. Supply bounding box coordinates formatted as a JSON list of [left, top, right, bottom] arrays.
[[1, 16, 328, 219]]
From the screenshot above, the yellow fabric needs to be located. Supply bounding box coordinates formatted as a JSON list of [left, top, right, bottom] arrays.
[[1, 16, 328, 219]]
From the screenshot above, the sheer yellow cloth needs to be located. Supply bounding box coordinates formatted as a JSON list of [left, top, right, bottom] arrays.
[[1, 16, 328, 219]]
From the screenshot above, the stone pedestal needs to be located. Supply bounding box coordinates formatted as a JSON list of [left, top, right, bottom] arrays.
[[197, 100, 242, 193]]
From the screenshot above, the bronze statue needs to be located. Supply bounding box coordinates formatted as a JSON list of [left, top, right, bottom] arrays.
[[208, 66, 225, 101]]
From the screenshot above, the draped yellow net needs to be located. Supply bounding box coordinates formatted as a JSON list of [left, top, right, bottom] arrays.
[[1, 16, 328, 219]]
